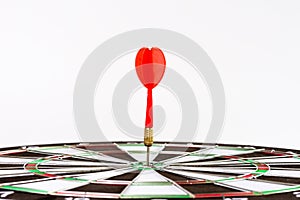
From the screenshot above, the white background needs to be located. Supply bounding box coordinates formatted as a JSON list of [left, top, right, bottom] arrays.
[[0, 0, 299, 149]]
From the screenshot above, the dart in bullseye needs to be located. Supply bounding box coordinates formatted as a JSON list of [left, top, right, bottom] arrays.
[[135, 47, 166, 166]]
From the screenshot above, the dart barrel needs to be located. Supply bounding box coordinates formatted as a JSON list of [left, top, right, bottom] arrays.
[[144, 127, 153, 147]]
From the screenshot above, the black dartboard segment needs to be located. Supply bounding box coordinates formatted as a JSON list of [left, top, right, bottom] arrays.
[[0, 142, 299, 200]]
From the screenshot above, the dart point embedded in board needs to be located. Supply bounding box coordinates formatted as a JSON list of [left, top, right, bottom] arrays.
[[135, 47, 166, 166]]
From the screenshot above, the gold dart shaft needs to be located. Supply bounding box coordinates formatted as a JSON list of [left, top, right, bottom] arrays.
[[144, 127, 153, 147], [144, 127, 153, 166]]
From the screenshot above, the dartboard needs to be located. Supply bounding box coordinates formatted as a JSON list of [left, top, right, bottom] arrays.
[[0, 142, 300, 200]]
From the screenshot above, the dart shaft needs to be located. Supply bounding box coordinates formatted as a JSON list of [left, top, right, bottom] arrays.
[[144, 127, 153, 147], [145, 89, 153, 166], [145, 89, 153, 128]]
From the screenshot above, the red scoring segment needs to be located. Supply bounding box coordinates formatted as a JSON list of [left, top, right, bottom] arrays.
[[135, 47, 166, 128]]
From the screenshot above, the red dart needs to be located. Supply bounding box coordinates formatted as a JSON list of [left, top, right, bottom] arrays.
[[135, 47, 166, 166]]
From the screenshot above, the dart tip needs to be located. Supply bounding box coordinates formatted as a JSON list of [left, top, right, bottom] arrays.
[[146, 146, 150, 166]]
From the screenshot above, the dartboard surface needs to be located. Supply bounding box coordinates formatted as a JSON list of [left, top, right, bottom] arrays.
[[0, 142, 300, 200]]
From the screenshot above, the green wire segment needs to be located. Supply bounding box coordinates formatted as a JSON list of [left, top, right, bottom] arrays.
[[1, 185, 48, 195]]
